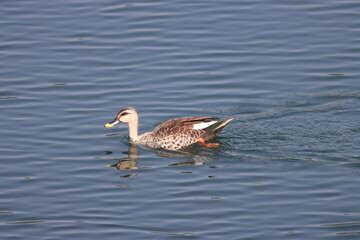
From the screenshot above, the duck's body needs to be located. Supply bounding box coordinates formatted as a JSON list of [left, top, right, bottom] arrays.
[[105, 107, 235, 151]]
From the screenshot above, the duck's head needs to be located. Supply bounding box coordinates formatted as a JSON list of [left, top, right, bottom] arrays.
[[104, 107, 138, 128]]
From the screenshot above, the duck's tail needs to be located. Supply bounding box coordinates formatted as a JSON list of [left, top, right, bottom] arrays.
[[206, 116, 236, 135]]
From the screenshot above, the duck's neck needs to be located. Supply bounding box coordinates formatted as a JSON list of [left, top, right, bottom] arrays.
[[128, 118, 139, 141]]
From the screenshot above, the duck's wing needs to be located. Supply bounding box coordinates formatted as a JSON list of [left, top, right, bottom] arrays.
[[152, 117, 219, 137]]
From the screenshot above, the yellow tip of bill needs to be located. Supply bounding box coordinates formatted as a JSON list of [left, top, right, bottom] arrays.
[[104, 123, 113, 128]]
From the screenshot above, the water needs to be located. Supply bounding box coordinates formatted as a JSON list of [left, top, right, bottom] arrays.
[[1, 0, 360, 239]]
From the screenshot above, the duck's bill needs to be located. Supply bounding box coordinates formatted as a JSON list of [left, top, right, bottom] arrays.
[[104, 118, 120, 128]]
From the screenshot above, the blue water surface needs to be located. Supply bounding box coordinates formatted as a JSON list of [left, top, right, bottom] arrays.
[[1, 0, 360, 239]]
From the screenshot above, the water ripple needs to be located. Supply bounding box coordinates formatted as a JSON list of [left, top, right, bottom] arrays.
[[1, 0, 360, 239]]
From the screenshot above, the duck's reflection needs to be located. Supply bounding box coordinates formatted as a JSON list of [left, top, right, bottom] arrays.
[[169, 155, 211, 166], [105, 142, 215, 171], [106, 143, 140, 170]]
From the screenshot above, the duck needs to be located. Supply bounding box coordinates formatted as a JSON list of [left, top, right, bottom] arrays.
[[104, 107, 235, 151]]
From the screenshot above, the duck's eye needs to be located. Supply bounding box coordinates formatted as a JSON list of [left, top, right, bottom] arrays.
[[120, 112, 129, 117]]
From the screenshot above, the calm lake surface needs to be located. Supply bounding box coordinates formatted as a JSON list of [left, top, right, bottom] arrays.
[[1, 0, 360, 239]]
